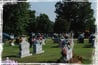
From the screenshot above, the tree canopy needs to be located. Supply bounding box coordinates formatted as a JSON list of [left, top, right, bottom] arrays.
[[26, 10, 37, 33], [54, 1, 95, 33], [3, 2, 53, 35], [3, 2, 30, 36], [36, 14, 53, 33], [3, 1, 95, 35]]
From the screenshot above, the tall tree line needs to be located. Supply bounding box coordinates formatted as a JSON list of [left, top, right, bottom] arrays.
[[54, 1, 96, 33], [3, 2, 30, 36], [3, 2, 53, 36], [3, 1, 96, 36]]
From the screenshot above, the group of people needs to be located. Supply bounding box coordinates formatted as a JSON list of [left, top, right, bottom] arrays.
[[78, 32, 95, 47], [8, 33, 46, 47], [29, 33, 45, 47]]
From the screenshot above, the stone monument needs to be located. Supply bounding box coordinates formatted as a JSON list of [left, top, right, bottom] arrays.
[[33, 39, 44, 54], [41, 39, 45, 45], [19, 36, 32, 58]]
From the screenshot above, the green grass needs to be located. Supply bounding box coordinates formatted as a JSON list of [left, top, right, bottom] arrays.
[[2, 39, 93, 64], [73, 39, 94, 64]]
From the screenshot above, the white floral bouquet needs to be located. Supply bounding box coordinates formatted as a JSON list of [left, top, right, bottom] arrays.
[[2, 57, 18, 65]]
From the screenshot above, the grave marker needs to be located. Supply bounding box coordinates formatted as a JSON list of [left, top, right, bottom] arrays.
[[19, 36, 32, 58], [33, 40, 44, 54]]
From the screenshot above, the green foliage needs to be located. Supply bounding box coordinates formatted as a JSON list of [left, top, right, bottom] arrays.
[[54, 1, 95, 33], [3, 3, 53, 34], [3, 2, 30, 36], [36, 14, 53, 33], [54, 17, 70, 33], [26, 10, 37, 33]]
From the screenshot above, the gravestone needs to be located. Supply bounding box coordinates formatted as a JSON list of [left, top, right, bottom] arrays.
[[41, 39, 45, 45], [10, 34, 15, 46], [33, 40, 44, 54], [19, 37, 32, 58], [61, 33, 74, 62]]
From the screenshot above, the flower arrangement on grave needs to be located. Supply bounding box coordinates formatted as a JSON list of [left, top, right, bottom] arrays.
[[15, 37, 22, 44], [2, 57, 18, 65]]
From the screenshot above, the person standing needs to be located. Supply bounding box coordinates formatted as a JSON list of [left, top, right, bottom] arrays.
[[89, 33, 95, 48], [78, 32, 84, 43]]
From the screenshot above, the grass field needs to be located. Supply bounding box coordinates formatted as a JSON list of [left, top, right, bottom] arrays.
[[2, 38, 94, 64]]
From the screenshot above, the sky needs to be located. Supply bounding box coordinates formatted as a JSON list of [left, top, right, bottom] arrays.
[[30, 2, 56, 22], [30, 1, 97, 22]]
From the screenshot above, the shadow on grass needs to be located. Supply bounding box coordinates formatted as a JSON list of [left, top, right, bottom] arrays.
[[83, 58, 92, 64], [40, 61, 56, 63], [83, 44, 92, 48], [3, 55, 19, 58], [51, 45, 59, 48]]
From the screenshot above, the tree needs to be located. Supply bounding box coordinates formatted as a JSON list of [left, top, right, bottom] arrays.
[[54, 17, 70, 33], [54, 1, 95, 33], [26, 10, 37, 33], [3, 2, 30, 36], [36, 14, 53, 33]]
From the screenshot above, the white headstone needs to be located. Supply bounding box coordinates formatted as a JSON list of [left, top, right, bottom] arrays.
[[11, 42, 15, 46], [10, 34, 15, 46], [19, 37, 32, 58], [61, 33, 74, 61], [33, 40, 44, 54], [40, 39, 45, 45], [66, 36, 74, 61]]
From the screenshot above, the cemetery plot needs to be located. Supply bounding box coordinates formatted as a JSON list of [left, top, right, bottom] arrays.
[[2, 38, 93, 64], [2, 1, 96, 64]]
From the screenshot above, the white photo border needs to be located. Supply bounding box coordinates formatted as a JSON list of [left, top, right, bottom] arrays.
[[1, 0, 98, 65]]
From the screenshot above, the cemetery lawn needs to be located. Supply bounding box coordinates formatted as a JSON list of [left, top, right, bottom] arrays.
[[2, 39, 94, 64]]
